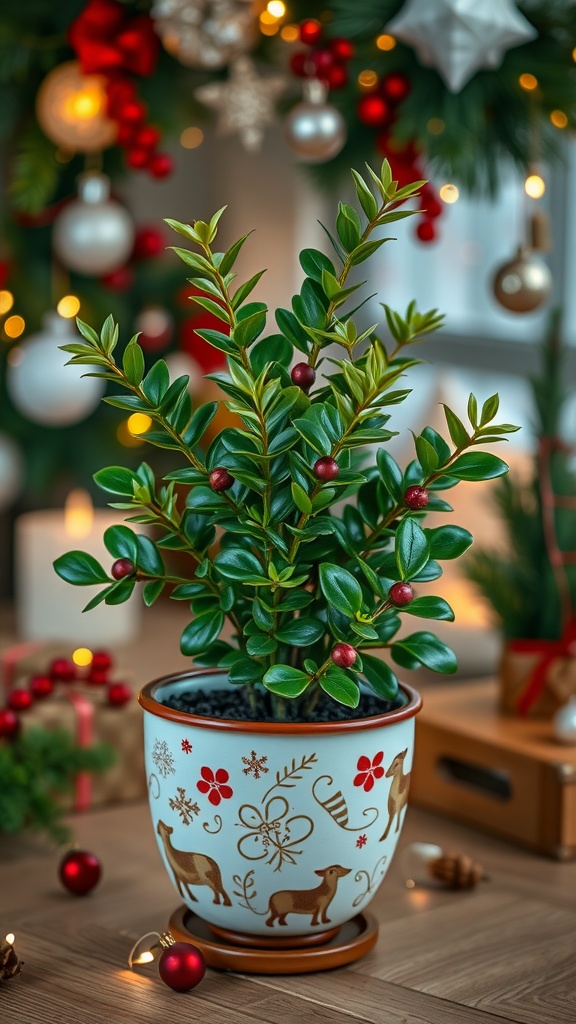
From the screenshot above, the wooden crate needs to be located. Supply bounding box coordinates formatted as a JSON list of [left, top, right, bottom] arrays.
[[410, 679, 576, 860]]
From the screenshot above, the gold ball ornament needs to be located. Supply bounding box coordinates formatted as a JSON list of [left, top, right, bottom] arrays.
[[492, 246, 552, 313], [36, 61, 117, 153], [285, 80, 347, 164]]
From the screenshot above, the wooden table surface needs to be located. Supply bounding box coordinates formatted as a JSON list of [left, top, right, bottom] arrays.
[[1, 603, 576, 1023]]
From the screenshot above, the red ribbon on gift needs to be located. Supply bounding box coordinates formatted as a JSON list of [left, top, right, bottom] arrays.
[[69, 0, 159, 78], [510, 617, 576, 716]]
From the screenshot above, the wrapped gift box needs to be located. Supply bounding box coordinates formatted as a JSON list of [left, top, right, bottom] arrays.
[[1, 642, 147, 812]]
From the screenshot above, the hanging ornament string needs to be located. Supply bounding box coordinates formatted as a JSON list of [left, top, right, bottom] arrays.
[[67, 0, 172, 178]]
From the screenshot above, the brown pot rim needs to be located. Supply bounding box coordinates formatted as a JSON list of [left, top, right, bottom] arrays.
[[138, 667, 422, 734]]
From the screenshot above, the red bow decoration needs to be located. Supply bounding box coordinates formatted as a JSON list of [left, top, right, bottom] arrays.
[[510, 617, 576, 715], [69, 0, 159, 79]]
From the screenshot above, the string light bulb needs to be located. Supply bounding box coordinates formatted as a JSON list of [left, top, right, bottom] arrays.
[[550, 109, 568, 129], [267, 0, 286, 16], [72, 647, 93, 667], [358, 70, 378, 89], [376, 34, 396, 51], [519, 72, 538, 91], [4, 315, 25, 339], [57, 295, 81, 318], [281, 24, 299, 42], [180, 126, 204, 149], [525, 172, 545, 199], [439, 183, 459, 204], [0, 290, 14, 315], [127, 413, 152, 436], [128, 931, 175, 969]]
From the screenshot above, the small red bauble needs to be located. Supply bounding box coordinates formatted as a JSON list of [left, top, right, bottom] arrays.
[[0, 708, 20, 740], [389, 582, 414, 606], [329, 37, 354, 61], [313, 456, 339, 481], [158, 942, 206, 992], [59, 850, 101, 895], [291, 362, 316, 390], [299, 19, 322, 45], [116, 123, 136, 148], [29, 674, 54, 700], [357, 94, 390, 128], [92, 651, 113, 673], [404, 485, 429, 509], [126, 147, 151, 170], [111, 558, 135, 580], [133, 125, 160, 150], [289, 51, 309, 77], [149, 153, 173, 179], [107, 682, 132, 707], [87, 669, 109, 686], [117, 99, 147, 125], [209, 467, 234, 492], [323, 63, 348, 90], [312, 49, 334, 73], [50, 657, 76, 682], [8, 688, 33, 712], [381, 72, 411, 103], [416, 220, 436, 243], [133, 226, 165, 259], [331, 643, 357, 668]]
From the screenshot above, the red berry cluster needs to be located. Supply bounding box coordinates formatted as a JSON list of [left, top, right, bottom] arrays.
[[290, 20, 354, 91], [356, 73, 443, 243], [106, 78, 172, 179], [0, 651, 131, 741]]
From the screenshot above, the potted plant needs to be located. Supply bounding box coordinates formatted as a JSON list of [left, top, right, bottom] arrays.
[[54, 161, 517, 971], [465, 319, 576, 718]]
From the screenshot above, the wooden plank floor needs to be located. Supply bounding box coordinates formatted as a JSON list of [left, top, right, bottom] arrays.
[[2, 799, 575, 1024]]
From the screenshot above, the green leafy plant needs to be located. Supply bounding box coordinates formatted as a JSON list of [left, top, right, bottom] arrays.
[[54, 161, 518, 719], [0, 728, 114, 843], [465, 319, 576, 641]]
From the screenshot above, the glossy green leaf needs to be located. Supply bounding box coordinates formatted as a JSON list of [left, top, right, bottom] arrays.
[[319, 563, 363, 618], [53, 551, 110, 586]]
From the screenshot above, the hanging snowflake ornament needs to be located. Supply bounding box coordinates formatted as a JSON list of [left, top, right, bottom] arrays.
[[386, 0, 537, 93], [195, 56, 287, 151], [152, 0, 257, 70]]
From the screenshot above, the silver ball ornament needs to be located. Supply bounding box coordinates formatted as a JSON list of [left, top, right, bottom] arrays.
[[53, 173, 135, 276], [285, 80, 346, 164], [7, 313, 105, 426], [553, 697, 576, 745], [492, 246, 552, 314]]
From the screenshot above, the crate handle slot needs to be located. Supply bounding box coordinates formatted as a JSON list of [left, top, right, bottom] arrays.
[[437, 756, 512, 801]]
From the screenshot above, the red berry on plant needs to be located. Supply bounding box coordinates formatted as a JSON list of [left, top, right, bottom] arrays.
[[111, 558, 135, 580], [299, 18, 322, 45], [50, 657, 76, 682], [29, 675, 54, 699], [8, 688, 33, 712], [404, 485, 429, 509], [107, 682, 132, 707], [209, 468, 234, 492], [331, 643, 357, 668], [389, 582, 414, 606], [0, 709, 20, 740], [291, 362, 316, 390], [313, 456, 340, 481]]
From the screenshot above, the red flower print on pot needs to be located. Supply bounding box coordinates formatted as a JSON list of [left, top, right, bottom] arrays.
[[197, 766, 233, 806], [354, 751, 385, 792]]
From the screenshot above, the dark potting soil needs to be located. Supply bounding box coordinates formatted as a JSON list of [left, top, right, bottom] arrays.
[[162, 687, 404, 723]]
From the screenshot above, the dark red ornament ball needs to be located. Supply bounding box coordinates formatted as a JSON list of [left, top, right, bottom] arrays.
[[107, 682, 132, 707], [357, 94, 390, 128], [331, 643, 357, 668], [8, 688, 33, 712], [323, 63, 348, 90], [404, 485, 429, 509], [389, 582, 414, 606], [158, 942, 206, 992], [50, 657, 76, 682], [111, 558, 135, 580], [91, 651, 113, 673], [101, 265, 135, 292], [209, 467, 234, 492], [299, 19, 322, 45], [126, 147, 150, 170], [381, 72, 411, 103], [312, 49, 334, 73], [29, 674, 54, 700], [59, 850, 101, 896], [87, 669, 109, 686], [314, 456, 339, 481], [149, 153, 173, 179], [133, 226, 165, 259], [117, 99, 147, 125], [416, 220, 436, 243], [133, 125, 160, 150], [329, 37, 354, 61], [0, 708, 20, 740], [291, 362, 316, 390], [289, 51, 309, 77]]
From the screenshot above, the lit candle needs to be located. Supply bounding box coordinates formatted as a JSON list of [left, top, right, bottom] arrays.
[[15, 490, 140, 645]]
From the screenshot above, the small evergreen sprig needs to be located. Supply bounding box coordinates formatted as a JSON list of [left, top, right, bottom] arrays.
[[54, 161, 519, 718]]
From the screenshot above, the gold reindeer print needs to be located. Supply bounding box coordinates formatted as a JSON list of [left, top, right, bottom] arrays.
[[266, 865, 351, 927], [156, 820, 232, 906], [379, 748, 411, 841], [312, 775, 379, 831]]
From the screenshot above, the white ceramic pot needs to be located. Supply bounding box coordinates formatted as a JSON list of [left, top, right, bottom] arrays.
[[139, 669, 421, 940]]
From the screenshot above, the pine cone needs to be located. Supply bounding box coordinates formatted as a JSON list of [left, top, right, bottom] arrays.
[[428, 852, 487, 890]]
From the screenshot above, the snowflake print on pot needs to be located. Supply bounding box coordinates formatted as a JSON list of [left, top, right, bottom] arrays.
[[169, 787, 200, 825], [152, 738, 176, 779], [354, 751, 385, 792], [197, 766, 233, 806], [242, 750, 269, 779], [181, 739, 193, 754]]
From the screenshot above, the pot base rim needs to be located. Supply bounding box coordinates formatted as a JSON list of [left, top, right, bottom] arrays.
[[168, 904, 379, 974]]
